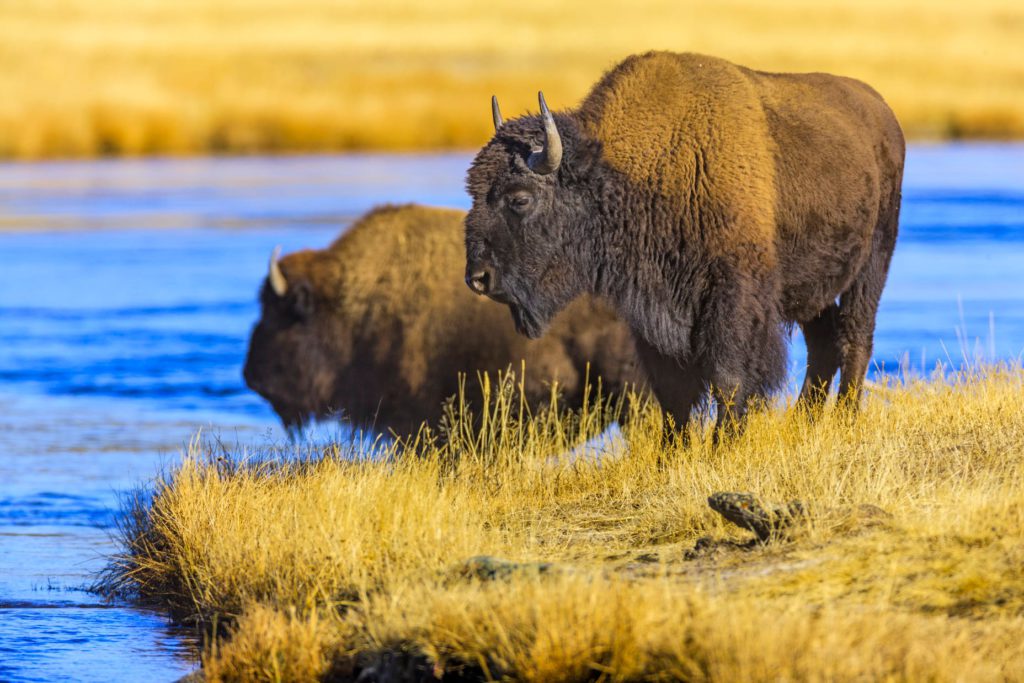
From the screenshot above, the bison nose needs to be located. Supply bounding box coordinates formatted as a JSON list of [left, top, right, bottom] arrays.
[[466, 267, 493, 295]]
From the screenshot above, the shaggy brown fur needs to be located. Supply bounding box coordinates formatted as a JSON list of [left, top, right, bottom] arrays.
[[243, 204, 645, 436], [465, 51, 905, 431]]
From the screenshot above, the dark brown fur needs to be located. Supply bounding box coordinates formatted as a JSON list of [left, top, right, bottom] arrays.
[[243, 204, 645, 436], [465, 51, 905, 430]]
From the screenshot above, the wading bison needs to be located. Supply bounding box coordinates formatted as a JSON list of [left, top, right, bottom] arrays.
[[465, 51, 904, 432], [244, 204, 645, 436]]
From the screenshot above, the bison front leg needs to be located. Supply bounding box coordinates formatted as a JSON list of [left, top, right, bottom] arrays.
[[633, 335, 706, 440], [710, 364, 760, 441], [712, 379, 747, 434], [707, 296, 787, 438]]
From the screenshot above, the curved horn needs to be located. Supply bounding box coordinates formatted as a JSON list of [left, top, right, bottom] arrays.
[[268, 245, 288, 297], [491, 95, 504, 131], [527, 91, 563, 175]]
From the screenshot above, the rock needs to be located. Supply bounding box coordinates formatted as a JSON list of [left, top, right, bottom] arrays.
[[707, 491, 892, 543], [453, 555, 557, 581]]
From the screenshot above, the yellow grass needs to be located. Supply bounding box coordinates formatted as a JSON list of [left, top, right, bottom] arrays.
[[3, 0, 1024, 158], [103, 367, 1024, 681]]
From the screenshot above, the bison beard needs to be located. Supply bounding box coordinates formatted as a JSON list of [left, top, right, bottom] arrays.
[[465, 51, 905, 433]]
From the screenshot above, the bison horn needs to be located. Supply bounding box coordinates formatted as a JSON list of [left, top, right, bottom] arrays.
[[491, 95, 504, 130], [527, 91, 563, 175], [268, 245, 288, 297]]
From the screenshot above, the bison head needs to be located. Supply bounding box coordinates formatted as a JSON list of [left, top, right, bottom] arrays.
[[243, 248, 344, 430], [465, 93, 601, 339]]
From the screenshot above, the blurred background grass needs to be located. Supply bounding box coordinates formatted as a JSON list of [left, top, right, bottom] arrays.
[[1, 0, 1023, 158]]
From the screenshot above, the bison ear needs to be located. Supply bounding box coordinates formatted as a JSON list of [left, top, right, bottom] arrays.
[[286, 280, 314, 320]]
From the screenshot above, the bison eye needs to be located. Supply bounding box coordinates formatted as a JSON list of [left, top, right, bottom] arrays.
[[507, 191, 533, 212]]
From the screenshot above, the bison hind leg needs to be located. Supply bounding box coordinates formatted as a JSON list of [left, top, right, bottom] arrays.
[[835, 198, 900, 405], [798, 302, 842, 407]]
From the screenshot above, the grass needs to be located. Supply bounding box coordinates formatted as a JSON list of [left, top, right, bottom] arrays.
[[2, 0, 1024, 159], [101, 366, 1024, 681]]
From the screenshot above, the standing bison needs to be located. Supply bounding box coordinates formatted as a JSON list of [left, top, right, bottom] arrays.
[[244, 204, 645, 437], [465, 51, 904, 431]]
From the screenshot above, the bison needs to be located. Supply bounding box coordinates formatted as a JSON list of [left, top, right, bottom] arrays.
[[465, 51, 905, 432], [243, 204, 645, 437]]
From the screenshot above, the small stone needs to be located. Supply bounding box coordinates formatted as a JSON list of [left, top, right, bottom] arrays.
[[455, 555, 556, 581]]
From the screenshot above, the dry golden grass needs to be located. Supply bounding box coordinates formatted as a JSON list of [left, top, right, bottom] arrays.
[[3, 0, 1024, 158], [103, 366, 1024, 681]]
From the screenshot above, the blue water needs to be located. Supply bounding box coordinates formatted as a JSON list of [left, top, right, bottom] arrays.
[[0, 146, 1022, 682]]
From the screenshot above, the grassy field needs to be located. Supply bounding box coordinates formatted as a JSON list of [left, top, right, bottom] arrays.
[[1, 0, 1023, 158], [102, 367, 1024, 682]]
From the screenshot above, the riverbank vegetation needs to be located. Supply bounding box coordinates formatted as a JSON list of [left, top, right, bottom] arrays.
[[3, 0, 1024, 158], [101, 366, 1024, 681]]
